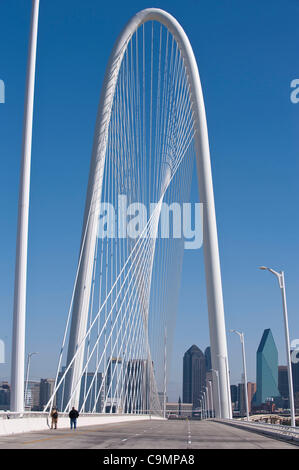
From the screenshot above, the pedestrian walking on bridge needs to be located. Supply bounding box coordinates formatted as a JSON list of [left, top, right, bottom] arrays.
[[50, 407, 58, 429], [69, 407, 79, 429]]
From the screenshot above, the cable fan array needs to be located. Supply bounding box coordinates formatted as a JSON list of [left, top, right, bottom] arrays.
[[45, 20, 196, 415]]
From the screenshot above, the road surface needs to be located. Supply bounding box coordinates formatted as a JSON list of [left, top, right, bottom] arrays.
[[0, 419, 297, 449]]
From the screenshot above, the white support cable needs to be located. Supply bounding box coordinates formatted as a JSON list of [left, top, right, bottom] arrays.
[[90, 234, 154, 413], [65, 230, 156, 412], [72, 205, 160, 412], [53, 10, 229, 419], [93, 236, 153, 412]]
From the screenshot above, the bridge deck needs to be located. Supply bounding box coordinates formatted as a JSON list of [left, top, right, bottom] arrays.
[[0, 419, 297, 449]]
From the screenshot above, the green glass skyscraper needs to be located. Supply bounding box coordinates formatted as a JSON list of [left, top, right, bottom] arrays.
[[254, 329, 280, 406]]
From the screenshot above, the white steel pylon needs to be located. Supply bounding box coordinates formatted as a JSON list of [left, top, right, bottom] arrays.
[[11, 0, 40, 413], [62, 8, 231, 418]]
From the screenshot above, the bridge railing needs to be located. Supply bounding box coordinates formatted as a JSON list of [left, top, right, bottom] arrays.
[[216, 418, 299, 442]]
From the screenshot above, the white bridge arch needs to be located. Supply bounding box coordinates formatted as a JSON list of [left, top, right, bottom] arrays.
[[46, 8, 231, 419]]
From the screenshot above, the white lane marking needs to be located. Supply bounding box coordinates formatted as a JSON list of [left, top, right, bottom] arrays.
[[122, 439, 127, 442], [187, 420, 192, 445]]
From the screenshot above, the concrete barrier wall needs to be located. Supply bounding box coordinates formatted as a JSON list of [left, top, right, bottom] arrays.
[[0, 414, 163, 437], [215, 419, 299, 446]]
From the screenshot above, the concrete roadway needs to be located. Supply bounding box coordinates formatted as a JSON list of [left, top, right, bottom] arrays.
[[0, 419, 297, 449]]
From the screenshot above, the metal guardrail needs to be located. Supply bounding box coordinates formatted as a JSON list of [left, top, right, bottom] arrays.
[[216, 418, 299, 442]]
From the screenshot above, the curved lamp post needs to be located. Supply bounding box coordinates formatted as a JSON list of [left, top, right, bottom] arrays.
[[208, 380, 214, 418], [24, 351, 38, 409], [230, 330, 249, 421], [259, 266, 295, 427]]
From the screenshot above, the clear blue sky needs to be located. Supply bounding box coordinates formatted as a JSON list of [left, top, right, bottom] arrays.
[[0, 0, 299, 401]]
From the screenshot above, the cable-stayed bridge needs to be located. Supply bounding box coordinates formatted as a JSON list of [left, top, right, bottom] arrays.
[[10, 6, 231, 421]]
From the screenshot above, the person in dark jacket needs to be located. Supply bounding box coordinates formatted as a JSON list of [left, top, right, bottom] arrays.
[[69, 407, 79, 429]]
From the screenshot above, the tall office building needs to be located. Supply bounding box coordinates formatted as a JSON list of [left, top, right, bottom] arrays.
[[247, 382, 256, 413], [25, 381, 40, 410], [0, 382, 10, 410], [204, 346, 212, 372], [291, 351, 299, 409], [39, 378, 56, 410], [291, 349, 299, 391], [230, 384, 238, 410], [183, 345, 206, 410], [237, 383, 245, 415], [253, 329, 280, 407], [56, 368, 103, 412], [80, 372, 103, 412], [124, 359, 149, 414], [277, 365, 289, 406]]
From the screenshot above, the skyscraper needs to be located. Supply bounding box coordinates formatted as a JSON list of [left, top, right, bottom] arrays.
[[80, 372, 103, 412], [230, 384, 238, 409], [204, 346, 212, 372], [124, 359, 149, 414], [237, 383, 245, 415], [0, 382, 10, 410], [253, 329, 280, 407], [291, 351, 299, 409], [39, 378, 56, 410], [247, 382, 256, 413], [183, 345, 206, 409], [24, 381, 40, 411]]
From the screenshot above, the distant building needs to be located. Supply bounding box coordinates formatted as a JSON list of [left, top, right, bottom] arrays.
[[166, 400, 193, 418], [277, 366, 289, 408], [230, 385, 238, 408], [204, 347, 212, 372], [291, 351, 299, 409], [80, 372, 103, 413], [124, 359, 149, 414], [106, 357, 122, 411], [183, 345, 206, 410], [247, 382, 256, 413], [39, 378, 56, 411], [158, 391, 168, 410], [0, 382, 10, 410], [25, 381, 40, 411], [56, 368, 103, 412], [252, 329, 280, 408], [237, 383, 245, 415]]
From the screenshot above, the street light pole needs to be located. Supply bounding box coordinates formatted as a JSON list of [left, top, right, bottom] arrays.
[[259, 267, 296, 427], [200, 391, 206, 419], [24, 352, 38, 410], [199, 398, 203, 420], [208, 380, 214, 418], [211, 369, 221, 418], [230, 330, 249, 421], [205, 386, 210, 418], [11, 0, 40, 413], [217, 354, 232, 418]]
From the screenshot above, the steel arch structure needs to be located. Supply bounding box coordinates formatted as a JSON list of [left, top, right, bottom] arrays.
[[61, 8, 231, 418]]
